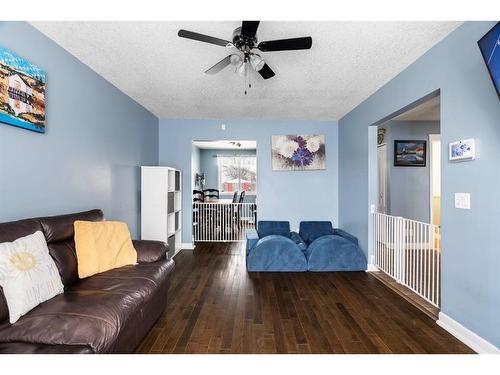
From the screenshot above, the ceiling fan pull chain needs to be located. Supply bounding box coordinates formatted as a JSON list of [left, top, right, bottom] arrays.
[[244, 72, 247, 95]]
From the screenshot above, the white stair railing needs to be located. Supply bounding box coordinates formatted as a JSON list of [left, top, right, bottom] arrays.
[[372, 212, 441, 307], [193, 202, 257, 242]]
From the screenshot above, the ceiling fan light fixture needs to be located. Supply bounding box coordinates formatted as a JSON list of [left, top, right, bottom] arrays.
[[178, 21, 313, 82], [250, 54, 265, 71], [237, 62, 248, 77], [230, 54, 243, 68]]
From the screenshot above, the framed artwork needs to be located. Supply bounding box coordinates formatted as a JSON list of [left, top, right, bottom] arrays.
[[449, 138, 475, 161], [394, 140, 427, 167], [0, 46, 46, 133], [272, 135, 326, 171]]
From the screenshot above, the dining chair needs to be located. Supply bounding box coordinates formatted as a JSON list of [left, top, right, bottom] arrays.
[[238, 190, 246, 204], [237, 191, 246, 229], [232, 191, 239, 203], [203, 189, 220, 200], [193, 189, 204, 202]]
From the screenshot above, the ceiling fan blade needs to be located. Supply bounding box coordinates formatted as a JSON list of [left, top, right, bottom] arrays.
[[241, 21, 260, 39], [258, 63, 275, 79], [205, 55, 233, 75], [178, 29, 231, 47], [257, 37, 312, 52]]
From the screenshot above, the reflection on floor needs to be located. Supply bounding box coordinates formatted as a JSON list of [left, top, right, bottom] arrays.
[[136, 242, 473, 354]]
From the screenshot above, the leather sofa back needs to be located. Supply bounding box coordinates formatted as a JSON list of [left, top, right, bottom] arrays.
[[0, 209, 104, 324]]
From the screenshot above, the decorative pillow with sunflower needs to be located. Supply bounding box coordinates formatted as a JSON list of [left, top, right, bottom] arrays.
[[0, 231, 64, 324]]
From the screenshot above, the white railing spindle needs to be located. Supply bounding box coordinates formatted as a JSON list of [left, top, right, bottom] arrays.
[[372, 212, 441, 307], [193, 202, 257, 243]]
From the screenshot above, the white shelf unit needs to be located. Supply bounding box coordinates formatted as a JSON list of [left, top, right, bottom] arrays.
[[141, 166, 182, 259]]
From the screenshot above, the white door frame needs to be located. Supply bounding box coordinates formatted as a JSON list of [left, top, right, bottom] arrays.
[[429, 134, 441, 225], [377, 143, 388, 214]]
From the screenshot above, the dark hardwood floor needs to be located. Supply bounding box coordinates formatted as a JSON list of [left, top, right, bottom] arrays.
[[136, 242, 474, 354]]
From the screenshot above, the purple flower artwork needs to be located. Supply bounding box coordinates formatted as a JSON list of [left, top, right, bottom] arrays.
[[272, 135, 326, 171]]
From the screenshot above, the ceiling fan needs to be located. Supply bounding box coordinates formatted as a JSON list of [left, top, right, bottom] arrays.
[[178, 21, 312, 80]]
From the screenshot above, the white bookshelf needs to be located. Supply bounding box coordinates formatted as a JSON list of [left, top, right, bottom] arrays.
[[141, 166, 182, 259]]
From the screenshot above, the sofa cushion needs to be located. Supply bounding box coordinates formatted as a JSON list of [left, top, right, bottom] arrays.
[[0, 341, 93, 354], [40, 210, 104, 288], [47, 241, 79, 288], [299, 221, 334, 245], [39, 209, 103, 243], [0, 290, 8, 326], [0, 261, 172, 353], [257, 221, 290, 238]]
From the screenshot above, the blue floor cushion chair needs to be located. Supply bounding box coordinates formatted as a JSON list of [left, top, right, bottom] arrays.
[[246, 221, 367, 272], [246, 221, 307, 272]]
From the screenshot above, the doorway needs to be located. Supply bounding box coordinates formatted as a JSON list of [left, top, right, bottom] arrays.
[[376, 94, 440, 223], [370, 91, 442, 317], [191, 140, 257, 242]]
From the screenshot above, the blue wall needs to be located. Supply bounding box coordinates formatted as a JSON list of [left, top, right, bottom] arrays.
[[199, 148, 256, 202], [381, 120, 440, 222], [339, 22, 500, 347], [0, 22, 158, 238], [158, 120, 338, 243]]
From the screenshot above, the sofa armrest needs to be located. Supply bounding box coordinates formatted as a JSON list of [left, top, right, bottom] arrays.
[[246, 229, 260, 255], [333, 229, 359, 246], [132, 240, 168, 263], [290, 231, 307, 251]]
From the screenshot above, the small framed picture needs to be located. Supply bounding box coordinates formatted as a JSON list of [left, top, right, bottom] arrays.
[[449, 139, 475, 161], [394, 140, 427, 167]]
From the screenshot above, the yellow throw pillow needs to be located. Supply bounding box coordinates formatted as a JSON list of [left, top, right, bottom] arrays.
[[74, 221, 137, 278]]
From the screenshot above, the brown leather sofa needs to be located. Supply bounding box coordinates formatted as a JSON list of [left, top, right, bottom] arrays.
[[0, 209, 175, 354]]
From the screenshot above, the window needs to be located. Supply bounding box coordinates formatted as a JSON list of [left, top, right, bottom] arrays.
[[217, 155, 257, 193]]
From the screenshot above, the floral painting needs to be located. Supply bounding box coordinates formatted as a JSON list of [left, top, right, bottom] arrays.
[[272, 135, 326, 171], [0, 46, 46, 133]]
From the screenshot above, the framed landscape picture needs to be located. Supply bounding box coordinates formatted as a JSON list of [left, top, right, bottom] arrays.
[[0, 46, 46, 133], [394, 140, 426, 167], [272, 134, 326, 171]]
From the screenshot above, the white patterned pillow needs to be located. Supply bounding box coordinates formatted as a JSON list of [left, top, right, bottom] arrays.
[[0, 231, 64, 324]]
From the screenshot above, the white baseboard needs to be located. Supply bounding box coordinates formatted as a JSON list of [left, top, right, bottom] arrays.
[[366, 263, 379, 272], [437, 312, 500, 354], [181, 242, 195, 250]]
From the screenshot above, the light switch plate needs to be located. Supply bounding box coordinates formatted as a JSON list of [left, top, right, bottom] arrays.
[[455, 193, 471, 209]]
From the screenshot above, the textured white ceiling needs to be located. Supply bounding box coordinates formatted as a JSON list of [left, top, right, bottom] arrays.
[[31, 21, 461, 120]]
